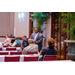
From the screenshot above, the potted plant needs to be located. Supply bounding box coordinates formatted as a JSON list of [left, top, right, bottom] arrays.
[[59, 12, 75, 60]]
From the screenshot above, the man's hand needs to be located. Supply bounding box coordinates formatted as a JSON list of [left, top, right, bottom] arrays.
[[7, 44, 11, 47], [6, 44, 9, 46]]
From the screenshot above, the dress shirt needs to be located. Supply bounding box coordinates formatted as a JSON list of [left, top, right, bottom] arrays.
[[34, 33, 38, 40]]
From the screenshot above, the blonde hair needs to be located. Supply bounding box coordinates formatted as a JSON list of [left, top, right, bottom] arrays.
[[15, 36, 19, 40], [47, 38, 54, 48]]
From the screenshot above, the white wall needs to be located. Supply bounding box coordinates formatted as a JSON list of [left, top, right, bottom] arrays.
[[45, 17, 51, 47], [0, 12, 10, 36], [9, 12, 14, 36], [14, 12, 29, 38], [0, 12, 14, 36]]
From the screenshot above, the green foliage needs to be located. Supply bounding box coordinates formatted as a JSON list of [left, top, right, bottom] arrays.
[[63, 28, 70, 33], [30, 12, 51, 33], [59, 12, 75, 40]]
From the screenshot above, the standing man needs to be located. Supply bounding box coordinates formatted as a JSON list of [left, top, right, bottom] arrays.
[[30, 27, 43, 52], [22, 35, 29, 48]]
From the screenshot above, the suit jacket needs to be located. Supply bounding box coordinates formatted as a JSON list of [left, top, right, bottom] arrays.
[[22, 44, 38, 54], [39, 47, 57, 61], [30, 32, 43, 52], [22, 38, 29, 48]]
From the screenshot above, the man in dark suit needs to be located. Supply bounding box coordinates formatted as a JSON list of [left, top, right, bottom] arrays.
[[30, 27, 43, 52], [22, 35, 29, 48]]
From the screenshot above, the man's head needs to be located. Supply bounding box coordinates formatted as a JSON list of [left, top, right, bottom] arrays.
[[15, 36, 19, 40], [6, 35, 9, 38], [22, 35, 27, 40], [28, 39, 34, 44], [34, 27, 39, 33], [47, 38, 54, 48]]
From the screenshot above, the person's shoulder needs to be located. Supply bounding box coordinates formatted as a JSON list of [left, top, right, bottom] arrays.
[[33, 44, 38, 46], [42, 47, 48, 51], [8, 38, 11, 40], [41, 47, 48, 53], [32, 32, 35, 35], [39, 32, 42, 35], [18, 40, 21, 43], [38, 33, 43, 36], [24, 38, 28, 41], [54, 47, 57, 51]]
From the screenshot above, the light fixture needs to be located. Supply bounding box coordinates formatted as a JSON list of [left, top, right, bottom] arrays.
[[18, 12, 25, 20]]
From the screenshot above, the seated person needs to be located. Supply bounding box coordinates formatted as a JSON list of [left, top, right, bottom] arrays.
[[22, 35, 29, 48], [7, 36, 21, 47], [39, 38, 57, 61], [11, 39, 15, 44], [3, 35, 11, 45], [22, 39, 38, 54]]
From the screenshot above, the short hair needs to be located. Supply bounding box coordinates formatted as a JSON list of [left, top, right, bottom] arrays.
[[15, 36, 19, 40], [35, 27, 39, 30], [23, 35, 27, 38], [47, 38, 54, 48], [6, 34, 9, 38]]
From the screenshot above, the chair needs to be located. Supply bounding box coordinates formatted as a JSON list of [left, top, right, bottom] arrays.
[[0, 48, 2, 51], [24, 56, 38, 61], [6, 48, 16, 51], [10, 51, 22, 55], [4, 55, 20, 62], [43, 55, 57, 61], [15, 45, 21, 47], [0, 51, 9, 55], [3, 45, 8, 47], [22, 48, 24, 50], [27, 52, 38, 55]]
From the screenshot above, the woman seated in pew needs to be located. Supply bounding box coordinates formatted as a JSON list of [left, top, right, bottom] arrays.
[[39, 38, 57, 61], [3, 35, 11, 45], [7, 36, 21, 47]]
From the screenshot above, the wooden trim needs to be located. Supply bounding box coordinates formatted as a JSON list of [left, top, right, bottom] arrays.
[[0, 36, 15, 38], [51, 12, 55, 39], [29, 12, 33, 38], [63, 12, 67, 60]]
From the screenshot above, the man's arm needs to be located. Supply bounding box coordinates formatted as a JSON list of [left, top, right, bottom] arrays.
[[35, 34, 43, 44], [4, 39, 7, 44], [23, 40, 28, 47], [30, 34, 33, 39]]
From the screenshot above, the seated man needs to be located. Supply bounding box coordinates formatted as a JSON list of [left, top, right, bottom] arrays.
[[22, 39, 38, 54], [22, 35, 29, 48], [39, 38, 57, 61], [7, 36, 21, 47], [3, 35, 11, 45], [11, 39, 15, 44]]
